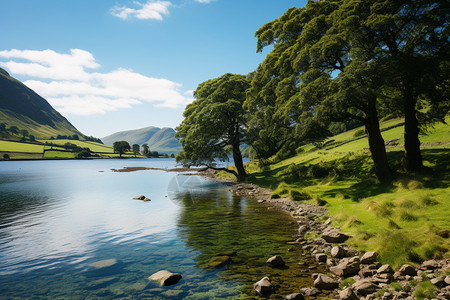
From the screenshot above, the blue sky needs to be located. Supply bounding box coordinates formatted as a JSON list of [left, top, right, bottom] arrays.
[[1, 0, 306, 138]]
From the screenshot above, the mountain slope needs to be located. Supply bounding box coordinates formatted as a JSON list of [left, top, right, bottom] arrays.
[[101, 126, 182, 154], [0, 67, 82, 138]]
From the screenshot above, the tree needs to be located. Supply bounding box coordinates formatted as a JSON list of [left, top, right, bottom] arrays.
[[176, 73, 251, 181], [142, 143, 150, 156], [29, 135, 36, 142], [132, 144, 140, 157], [113, 141, 131, 158], [9, 126, 18, 134], [248, 0, 393, 181], [0, 123, 6, 131], [335, 0, 450, 172], [21, 129, 29, 138]]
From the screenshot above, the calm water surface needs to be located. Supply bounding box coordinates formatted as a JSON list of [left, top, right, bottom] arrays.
[[0, 159, 322, 299]]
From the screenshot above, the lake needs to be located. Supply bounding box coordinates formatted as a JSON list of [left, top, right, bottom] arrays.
[[0, 159, 323, 299]]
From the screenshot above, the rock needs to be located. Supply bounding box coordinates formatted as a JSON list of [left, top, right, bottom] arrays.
[[315, 253, 327, 263], [399, 264, 417, 276], [89, 258, 118, 269], [360, 251, 378, 264], [377, 264, 394, 275], [284, 293, 304, 300], [352, 279, 380, 296], [148, 270, 182, 286], [322, 229, 350, 243], [359, 266, 377, 278], [445, 275, 450, 285], [266, 255, 285, 268], [431, 276, 446, 287], [313, 274, 338, 290], [86, 276, 118, 290], [329, 257, 360, 277], [299, 287, 320, 296], [422, 259, 439, 270], [298, 225, 309, 235], [207, 256, 231, 268], [331, 246, 346, 258], [133, 195, 145, 200], [339, 287, 359, 300], [254, 276, 272, 295]]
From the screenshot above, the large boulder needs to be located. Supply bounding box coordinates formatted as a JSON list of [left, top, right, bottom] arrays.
[[377, 264, 394, 275], [254, 276, 272, 295], [322, 229, 350, 243], [330, 257, 360, 277], [398, 264, 417, 276], [313, 274, 338, 290], [360, 251, 378, 264], [352, 279, 380, 296], [331, 245, 346, 258], [266, 255, 285, 268], [148, 270, 182, 286], [339, 287, 359, 300]]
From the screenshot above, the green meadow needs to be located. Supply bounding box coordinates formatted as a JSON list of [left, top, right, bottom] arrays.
[[222, 118, 449, 268]]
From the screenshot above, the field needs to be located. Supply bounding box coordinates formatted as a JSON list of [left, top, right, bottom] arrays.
[[222, 118, 450, 268]]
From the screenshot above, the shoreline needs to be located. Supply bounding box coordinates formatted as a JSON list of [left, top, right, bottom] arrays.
[[197, 169, 450, 299]]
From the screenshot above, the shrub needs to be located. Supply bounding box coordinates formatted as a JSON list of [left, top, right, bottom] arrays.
[[413, 281, 436, 300], [3, 153, 10, 160], [307, 165, 330, 178], [289, 190, 311, 201], [353, 129, 365, 137], [339, 278, 355, 289]]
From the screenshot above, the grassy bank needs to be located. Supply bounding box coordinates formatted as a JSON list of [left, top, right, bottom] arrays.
[[223, 118, 449, 268]]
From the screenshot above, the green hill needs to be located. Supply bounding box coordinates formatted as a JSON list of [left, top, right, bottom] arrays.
[[101, 126, 182, 154], [0, 67, 82, 138], [220, 118, 449, 268]]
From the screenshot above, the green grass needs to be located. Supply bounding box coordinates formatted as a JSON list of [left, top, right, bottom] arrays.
[[40, 139, 114, 153], [236, 118, 450, 269], [0, 140, 44, 153]]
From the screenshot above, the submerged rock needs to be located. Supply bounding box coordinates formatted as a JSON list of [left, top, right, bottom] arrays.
[[207, 256, 231, 268], [89, 258, 118, 269], [254, 276, 272, 295], [266, 255, 285, 268], [148, 270, 182, 286]]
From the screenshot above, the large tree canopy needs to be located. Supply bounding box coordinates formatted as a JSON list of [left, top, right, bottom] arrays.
[[246, 0, 449, 180], [113, 141, 131, 158], [176, 73, 251, 181]]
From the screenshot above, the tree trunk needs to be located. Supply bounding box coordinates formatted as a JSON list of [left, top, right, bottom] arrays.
[[232, 141, 246, 181], [402, 81, 423, 172], [365, 99, 392, 182]]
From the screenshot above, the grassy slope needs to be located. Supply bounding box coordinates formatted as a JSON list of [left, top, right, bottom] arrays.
[[237, 118, 449, 268]]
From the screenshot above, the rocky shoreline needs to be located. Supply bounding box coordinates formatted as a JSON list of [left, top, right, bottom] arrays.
[[220, 178, 450, 300]]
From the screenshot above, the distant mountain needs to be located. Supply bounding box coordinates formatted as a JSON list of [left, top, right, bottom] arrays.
[[102, 126, 182, 154], [0, 67, 83, 138]]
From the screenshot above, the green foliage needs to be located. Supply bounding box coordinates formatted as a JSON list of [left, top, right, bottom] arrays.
[[353, 129, 365, 138], [3, 153, 10, 160], [132, 144, 140, 157], [339, 278, 356, 289], [413, 281, 436, 300], [113, 141, 131, 158], [176, 73, 250, 180]]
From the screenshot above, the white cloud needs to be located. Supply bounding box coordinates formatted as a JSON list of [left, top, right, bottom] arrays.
[[0, 49, 192, 115], [195, 0, 214, 3], [111, 1, 171, 21]]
